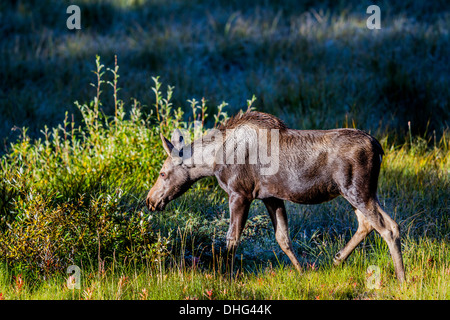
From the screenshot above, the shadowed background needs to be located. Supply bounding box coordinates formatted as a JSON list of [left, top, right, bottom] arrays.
[[1, 0, 449, 144]]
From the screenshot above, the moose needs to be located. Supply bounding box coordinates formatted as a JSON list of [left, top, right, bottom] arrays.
[[146, 111, 405, 282]]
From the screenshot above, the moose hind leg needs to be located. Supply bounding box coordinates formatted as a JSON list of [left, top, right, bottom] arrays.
[[355, 200, 405, 282], [334, 208, 373, 265], [263, 198, 302, 272], [375, 201, 405, 282]]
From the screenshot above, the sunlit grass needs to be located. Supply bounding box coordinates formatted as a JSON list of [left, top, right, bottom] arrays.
[[1, 235, 448, 300]]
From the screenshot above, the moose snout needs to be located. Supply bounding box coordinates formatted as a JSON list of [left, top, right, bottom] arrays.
[[146, 196, 160, 212], [146, 191, 165, 212], [146, 196, 156, 211], [146, 185, 158, 211]]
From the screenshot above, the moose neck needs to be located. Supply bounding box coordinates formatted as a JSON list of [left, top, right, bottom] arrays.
[[182, 133, 218, 181]]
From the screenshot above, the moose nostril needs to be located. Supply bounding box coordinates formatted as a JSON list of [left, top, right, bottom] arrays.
[[146, 197, 157, 211]]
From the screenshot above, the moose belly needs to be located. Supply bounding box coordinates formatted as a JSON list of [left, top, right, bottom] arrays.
[[257, 176, 340, 205], [287, 187, 339, 204]]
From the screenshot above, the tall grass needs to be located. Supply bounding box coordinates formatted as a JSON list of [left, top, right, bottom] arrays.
[[1, 240, 448, 300]]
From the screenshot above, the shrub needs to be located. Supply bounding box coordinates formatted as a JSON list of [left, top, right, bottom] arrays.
[[0, 55, 229, 276]]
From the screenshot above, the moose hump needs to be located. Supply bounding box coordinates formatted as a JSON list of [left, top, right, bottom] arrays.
[[219, 110, 289, 131]]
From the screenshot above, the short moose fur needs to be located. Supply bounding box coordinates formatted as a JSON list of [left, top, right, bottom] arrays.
[[146, 111, 405, 282]]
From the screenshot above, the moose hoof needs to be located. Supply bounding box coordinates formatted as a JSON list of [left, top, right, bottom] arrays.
[[333, 253, 343, 266]]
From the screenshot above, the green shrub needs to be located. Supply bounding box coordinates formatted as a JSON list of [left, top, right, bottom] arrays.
[[0, 55, 229, 276], [0, 192, 166, 276]]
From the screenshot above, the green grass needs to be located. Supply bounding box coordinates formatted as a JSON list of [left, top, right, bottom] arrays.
[[1, 238, 448, 300]]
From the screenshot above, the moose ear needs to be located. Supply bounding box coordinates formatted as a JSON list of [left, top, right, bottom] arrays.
[[160, 133, 175, 156], [171, 129, 185, 150]]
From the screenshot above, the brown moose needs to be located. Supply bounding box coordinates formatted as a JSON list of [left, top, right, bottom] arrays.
[[146, 111, 405, 282]]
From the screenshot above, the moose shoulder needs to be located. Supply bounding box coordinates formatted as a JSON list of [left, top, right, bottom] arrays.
[[146, 111, 405, 282]]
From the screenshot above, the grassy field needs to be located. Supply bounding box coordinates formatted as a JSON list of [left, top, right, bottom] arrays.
[[0, 0, 449, 300]]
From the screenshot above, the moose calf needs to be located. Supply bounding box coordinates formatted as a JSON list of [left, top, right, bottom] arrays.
[[146, 111, 405, 282]]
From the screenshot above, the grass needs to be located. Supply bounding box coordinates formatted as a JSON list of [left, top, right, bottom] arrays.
[[0, 0, 449, 300], [1, 238, 448, 300]]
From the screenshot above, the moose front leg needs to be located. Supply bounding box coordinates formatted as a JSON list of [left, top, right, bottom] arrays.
[[226, 193, 251, 270], [263, 197, 302, 272]]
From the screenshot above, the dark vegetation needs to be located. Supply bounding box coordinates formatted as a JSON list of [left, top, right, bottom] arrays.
[[1, 0, 449, 142]]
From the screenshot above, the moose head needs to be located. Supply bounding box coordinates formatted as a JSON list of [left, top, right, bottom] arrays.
[[145, 130, 193, 211]]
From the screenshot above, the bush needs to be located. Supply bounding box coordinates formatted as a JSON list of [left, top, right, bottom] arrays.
[[0, 55, 229, 276], [0, 192, 167, 276]]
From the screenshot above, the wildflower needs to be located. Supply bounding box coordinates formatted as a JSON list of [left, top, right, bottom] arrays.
[[118, 276, 129, 289], [204, 289, 213, 300], [82, 286, 94, 300], [204, 273, 213, 279], [66, 275, 77, 289], [13, 274, 24, 294], [139, 288, 148, 300]]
